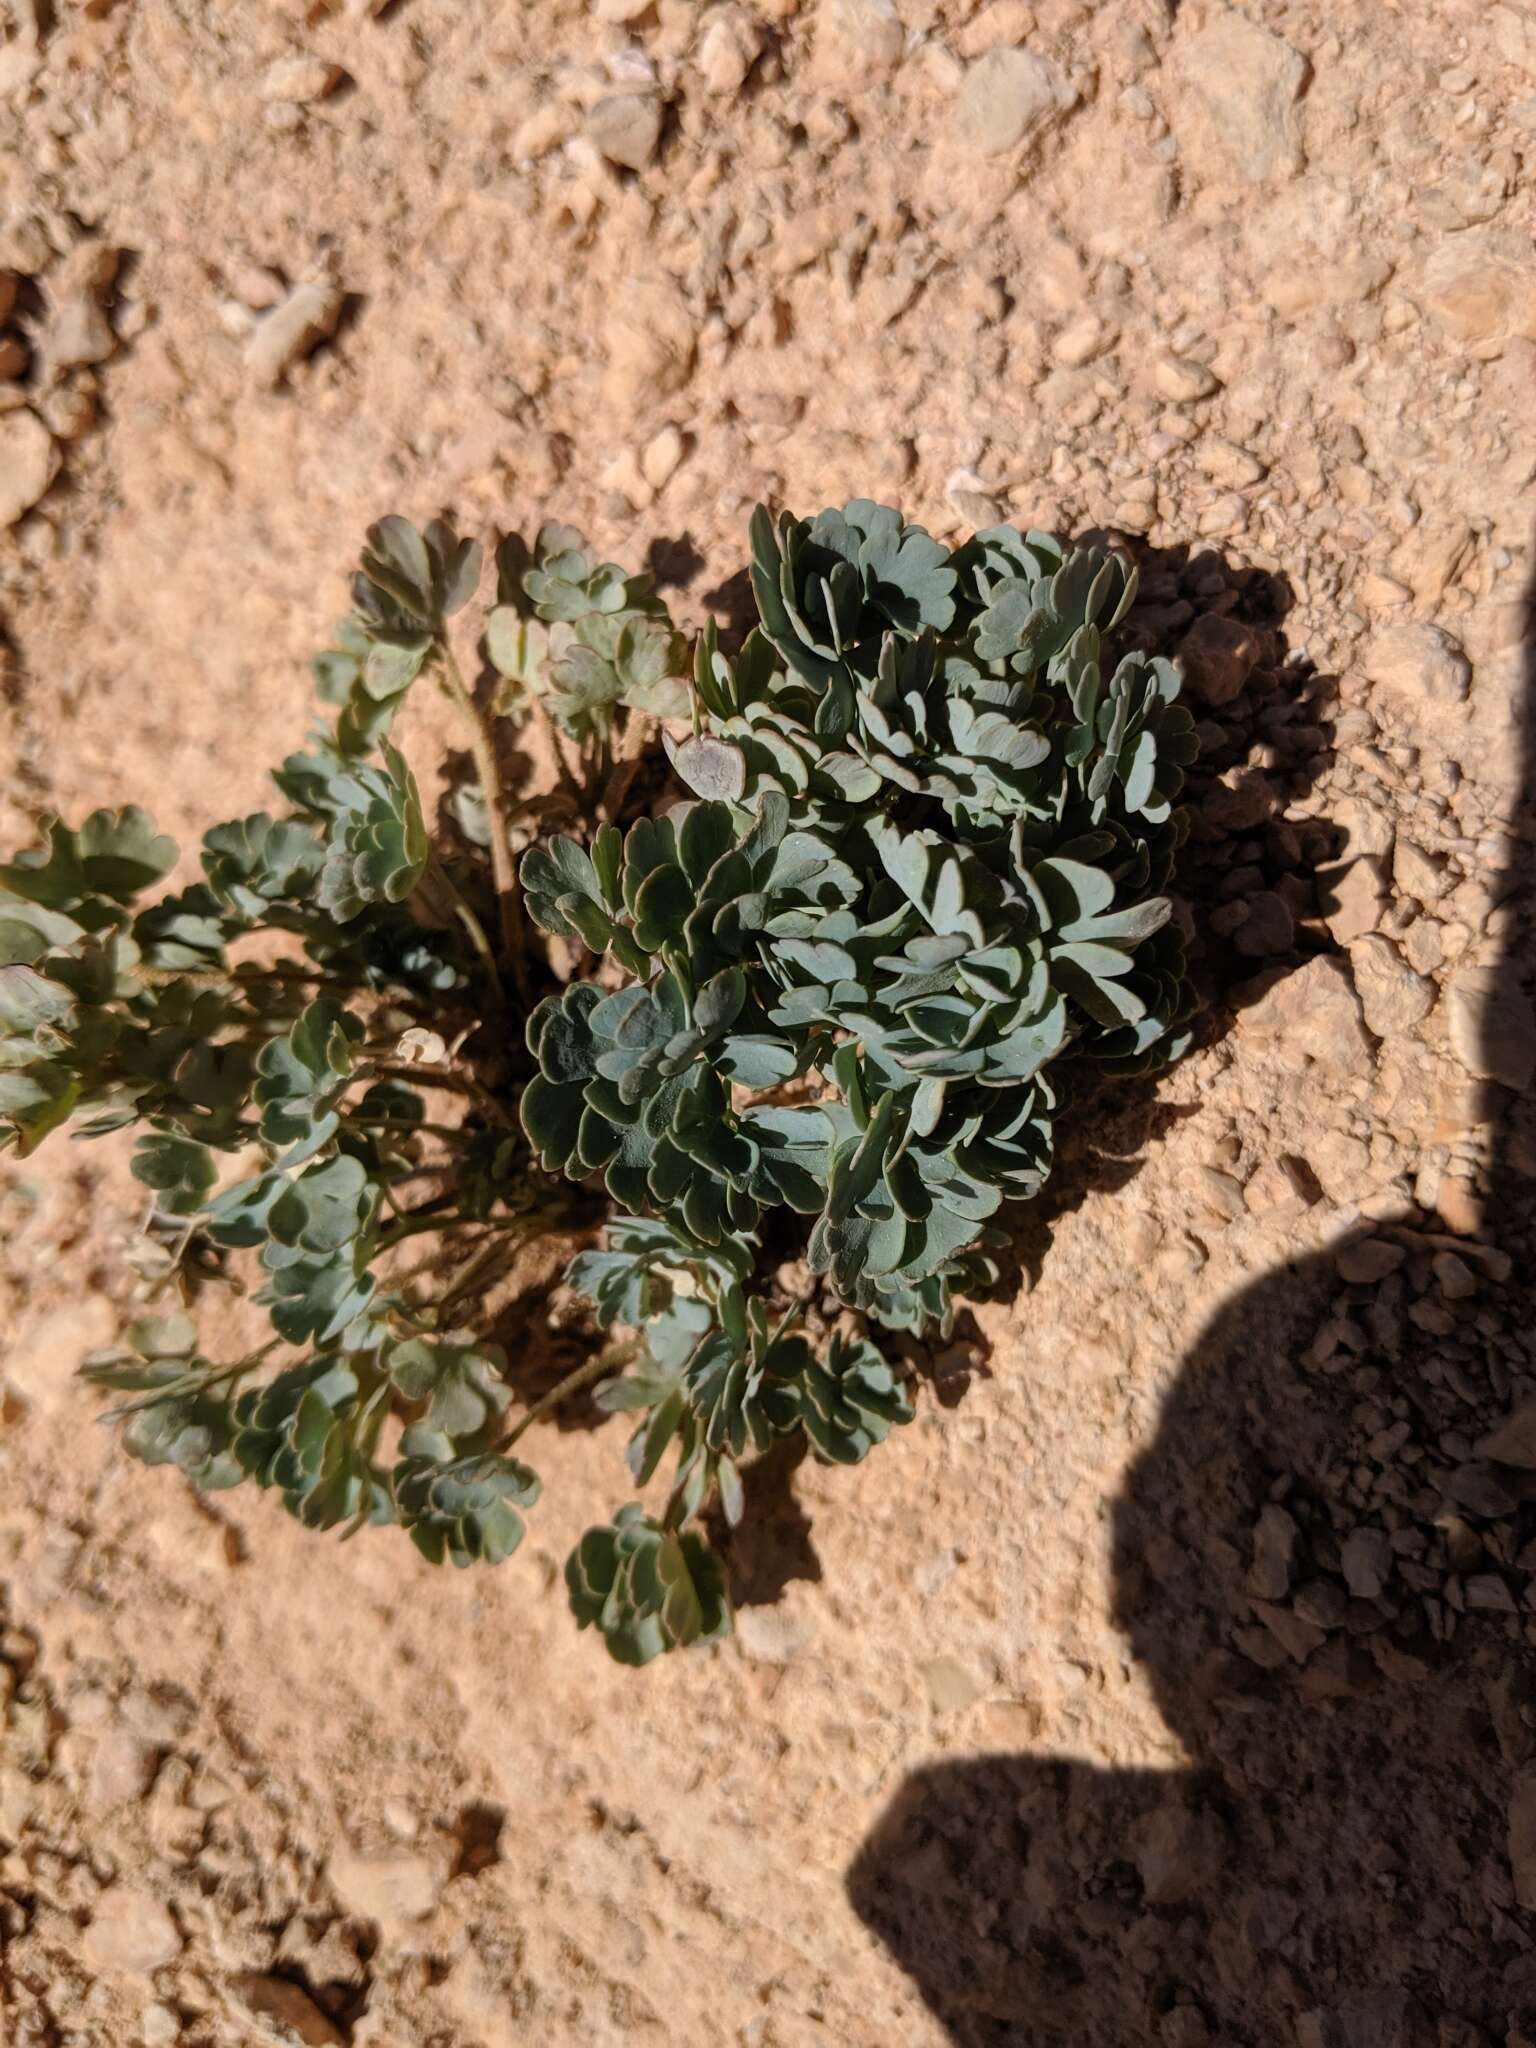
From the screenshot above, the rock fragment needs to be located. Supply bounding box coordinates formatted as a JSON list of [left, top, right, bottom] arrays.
[[1246, 1503, 1299, 1600], [695, 9, 760, 95], [326, 1847, 437, 1930], [1363, 621, 1471, 707], [1341, 1528, 1392, 1600], [1176, 612, 1261, 706], [1335, 1238, 1404, 1285], [0, 409, 60, 528], [245, 280, 344, 388], [260, 53, 342, 103], [957, 48, 1074, 155], [1420, 230, 1536, 345], [1233, 891, 1293, 959], [1170, 10, 1307, 182], [826, 0, 906, 74], [1236, 956, 1373, 1075], [1347, 934, 1434, 1038], [43, 244, 119, 371], [641, 423, 686, 493], [1477, 1399, 1536, 1470], [241, 1975, 346, 2046], [1154, 355, 1221, 403], [1323, 857, 1387, 946], [586, 93, 663, 171], [81, 1888, 183, 1975]]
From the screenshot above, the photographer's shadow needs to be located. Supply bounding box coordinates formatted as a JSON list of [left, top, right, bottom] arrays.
[[848, 574, 1536, 2045]]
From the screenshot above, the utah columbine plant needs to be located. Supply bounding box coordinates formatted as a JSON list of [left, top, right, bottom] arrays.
[[0, 503, 1196, 1663]]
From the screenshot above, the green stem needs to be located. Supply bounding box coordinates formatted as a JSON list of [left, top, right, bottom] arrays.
[[377, 1212, 536, 1254], [343, 1113, 465, 1143], [427, 849, 506, 1017], [102, 1336, 284, 1421], [439, 640, 531, 1006], [498, 1345, 623, 1451]]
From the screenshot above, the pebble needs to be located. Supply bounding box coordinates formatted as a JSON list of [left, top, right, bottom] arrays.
[[0, 405, 59, 532], [327, 1847, 438, 1929], [140, 2007, 179, 2047], [735, 1606, 805, 1665], [1432, 1250, 1477, 1300], [1236, 956, 1374, 1076], [1176, 612, 1261, 706], [1335, 1238, 1405, 1285], [586, 92, 663, 171], [827, 0, 905, 73], [38, 381, 95, 440], [88, 1727, 161, 1810], [641, 422, 686, 492], [1198, 437, 1266, 487], [695, 10, 759, 96], [1323, 856, 1388, 946], [1052, 312, 1110, 367], [1172, 9, 1307, 181], [1447, 1462, 1517, 1518], [244, 280, 343, 388], [957, 48, 1074, 156], [42, 243, 119, 371], [1341, 1527, 1392, 1599], [260, 53, 341, 103], [1477, 1399, 1536, 1469], [81, 1887, 183, 1975], [1420, 229, 1536, 345], [1393, 838, 1449, 903], [1445, 965, 1536, 1092], [1154, 355, 1221, 403], [1250, 1597, 1326, 1664], [1233, 890, 1294, 958], [1246, 1503, 1299, 1600], [1347, 934, 1434, 1038], [242, 1975, 345, 2046], [922, 1654, 986, 1713], [1363, 621, 1472, 707]]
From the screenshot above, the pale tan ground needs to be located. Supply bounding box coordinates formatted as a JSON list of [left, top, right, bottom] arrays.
[[1, 1, 1534, 2044]]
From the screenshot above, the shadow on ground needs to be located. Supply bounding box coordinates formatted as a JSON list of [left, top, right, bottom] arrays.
[[847, 571, 1536, 2042]]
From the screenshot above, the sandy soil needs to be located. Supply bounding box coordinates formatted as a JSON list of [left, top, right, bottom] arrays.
[[2, 1, 1536, 2043]]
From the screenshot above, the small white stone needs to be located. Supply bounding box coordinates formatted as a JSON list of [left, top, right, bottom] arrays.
[[641, 423, 686, 493], [0, 409, 58, 530], [327, 1847, 438, 1929], [260, 53, 340, 103], [244, 280, 344, 388]]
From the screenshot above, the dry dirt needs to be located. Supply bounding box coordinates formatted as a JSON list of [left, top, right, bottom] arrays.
[[3, 1, 1536, 2044]]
